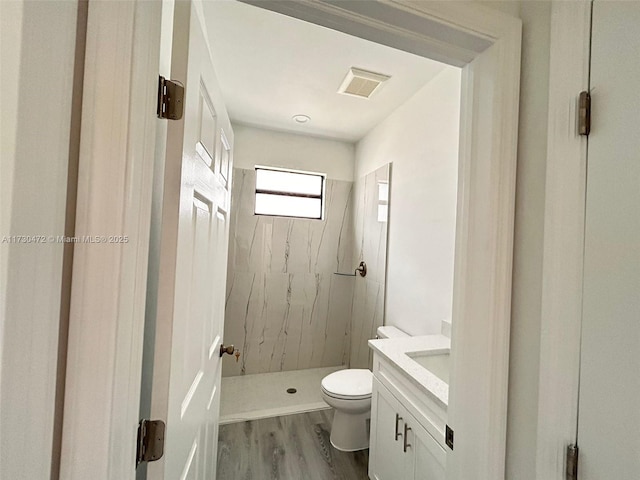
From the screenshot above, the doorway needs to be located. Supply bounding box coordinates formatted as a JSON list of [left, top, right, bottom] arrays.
[[62, 2, 522, 479]]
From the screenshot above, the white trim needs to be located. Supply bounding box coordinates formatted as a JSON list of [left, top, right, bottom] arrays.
[[59, 1, 161, 478], [536, 2, 591, 479], [447, 31, 522, 480], [247, 2, 521, 479], [243, 0, 518, 66]]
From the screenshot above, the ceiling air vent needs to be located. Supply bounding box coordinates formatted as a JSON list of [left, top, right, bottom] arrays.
[[338, 67, 391, 99]]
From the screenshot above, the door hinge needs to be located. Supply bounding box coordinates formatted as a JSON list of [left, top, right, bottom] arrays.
[[578, 91, 591, 136], [157, 76, 184, 120], [566, 444, 579, 480], [445, 424, 454, 450], [136, 419, 166, 466]]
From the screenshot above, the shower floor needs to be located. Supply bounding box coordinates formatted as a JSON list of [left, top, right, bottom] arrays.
[[220, 365, 344, 425]]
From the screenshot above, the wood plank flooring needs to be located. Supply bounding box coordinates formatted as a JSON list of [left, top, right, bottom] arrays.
[[217, 410, 370, 480]]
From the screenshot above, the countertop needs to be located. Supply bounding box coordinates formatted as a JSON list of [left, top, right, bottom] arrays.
[[368, 334, 451, 408]]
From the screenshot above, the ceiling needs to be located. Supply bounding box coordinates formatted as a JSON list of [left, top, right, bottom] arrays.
[[202, 0, 448, 142]]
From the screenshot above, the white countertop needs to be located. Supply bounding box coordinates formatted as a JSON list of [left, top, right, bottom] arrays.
[[368, 334, 451, 408]]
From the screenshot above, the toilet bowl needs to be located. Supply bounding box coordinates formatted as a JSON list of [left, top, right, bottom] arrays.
[[321, 326, 409, 451], [321, 369, 373, 451]]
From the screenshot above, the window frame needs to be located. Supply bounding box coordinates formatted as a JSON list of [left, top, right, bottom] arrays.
[[254, 166, 326, 220], [377, 181, 389, 223]]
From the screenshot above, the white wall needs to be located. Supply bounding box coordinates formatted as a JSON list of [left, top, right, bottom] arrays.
[[355, 67, 461, 336], [232, 123, 355, 181], [0, 1, 79, 478]]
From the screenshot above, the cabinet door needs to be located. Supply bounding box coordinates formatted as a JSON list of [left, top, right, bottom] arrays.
[[405, 419, 446, 480], [369, 379, 405, 480]]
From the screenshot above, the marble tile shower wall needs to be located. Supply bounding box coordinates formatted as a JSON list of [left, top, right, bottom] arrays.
[[223, 168, 354, 376], [349, 164, 390, 369]]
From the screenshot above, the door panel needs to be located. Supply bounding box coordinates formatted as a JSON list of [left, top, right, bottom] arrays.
[[577, 2, 640, 478], [148, 1, 232, 478]]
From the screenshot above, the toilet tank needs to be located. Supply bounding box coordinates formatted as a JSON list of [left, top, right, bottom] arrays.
[[376, 326, 409, 339]]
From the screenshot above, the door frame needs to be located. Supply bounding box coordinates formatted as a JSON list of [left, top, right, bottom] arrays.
[[535, 1, 591, 479], [60, 1, 522, 479], [59, 1, 162, 478]]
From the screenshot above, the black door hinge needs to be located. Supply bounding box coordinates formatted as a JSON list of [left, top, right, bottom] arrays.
[[578, 91, 591, 136], [157, 76, 184, 120], [566, 444, 579, 480], [445, 424, 454, 450], [136, 419, 166, 466]]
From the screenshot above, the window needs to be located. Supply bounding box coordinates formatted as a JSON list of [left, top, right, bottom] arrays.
[[377, 181, 389, 222], [255, 167, 325, 220]]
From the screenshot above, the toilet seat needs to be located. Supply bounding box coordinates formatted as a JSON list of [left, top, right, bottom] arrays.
[[321, 369, 372, 400]]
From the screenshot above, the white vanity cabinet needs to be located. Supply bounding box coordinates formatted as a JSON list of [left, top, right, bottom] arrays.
[[369, 355, 447, 480]]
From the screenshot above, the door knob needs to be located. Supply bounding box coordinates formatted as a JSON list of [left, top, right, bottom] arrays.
[[219, 344, 234, 357]]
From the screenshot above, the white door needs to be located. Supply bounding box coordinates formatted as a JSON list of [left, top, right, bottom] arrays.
[[576, 1, 640, 478], [147, 1, 233, 479]]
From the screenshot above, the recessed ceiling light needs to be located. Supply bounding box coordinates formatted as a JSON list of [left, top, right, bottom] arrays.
[[292, 114, 310, 124]]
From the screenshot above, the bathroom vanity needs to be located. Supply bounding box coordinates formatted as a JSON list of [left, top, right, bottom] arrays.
[[368, 335, 450, 480]]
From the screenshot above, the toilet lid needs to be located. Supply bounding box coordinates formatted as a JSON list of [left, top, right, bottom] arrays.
[[321, 369, 372, 399]]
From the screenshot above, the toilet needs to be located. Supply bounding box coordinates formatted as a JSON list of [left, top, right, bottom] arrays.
[[320, 326, 409, 451]]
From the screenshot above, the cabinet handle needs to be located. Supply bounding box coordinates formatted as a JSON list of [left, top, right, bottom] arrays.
[[403, 423, 412, 452], [395, 413, 403, 440]]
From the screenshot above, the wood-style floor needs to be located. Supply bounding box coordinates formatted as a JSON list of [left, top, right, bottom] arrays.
[[217, 410, 370, 480]]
